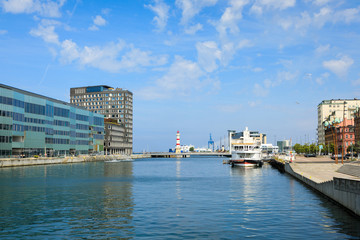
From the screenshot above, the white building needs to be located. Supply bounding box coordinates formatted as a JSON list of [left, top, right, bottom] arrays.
[[317, 99, 360, 145], [261, 144, 278, 154], [180, 145, 194, 153], [228, 127, 266, 154]]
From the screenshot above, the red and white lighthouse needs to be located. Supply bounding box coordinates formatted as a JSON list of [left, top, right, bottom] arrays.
[[175, 130, 181, 153]]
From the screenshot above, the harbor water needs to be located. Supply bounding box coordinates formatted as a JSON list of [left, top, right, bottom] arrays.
[[0, 157, 359, 239]]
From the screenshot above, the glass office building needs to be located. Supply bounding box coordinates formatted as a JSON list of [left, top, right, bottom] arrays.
[[0, 84, 104, 157]]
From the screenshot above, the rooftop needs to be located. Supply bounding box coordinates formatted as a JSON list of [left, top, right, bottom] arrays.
[[0, 83, 99, 113]]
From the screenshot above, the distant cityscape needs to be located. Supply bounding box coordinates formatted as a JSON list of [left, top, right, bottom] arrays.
[[1, 82, 360, 158]]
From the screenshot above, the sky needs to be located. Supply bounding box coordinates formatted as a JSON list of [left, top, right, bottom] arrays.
[[1, 0, 360, 152]]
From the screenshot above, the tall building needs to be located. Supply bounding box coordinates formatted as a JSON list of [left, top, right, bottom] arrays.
[[317, 99, 360, 145], [277, 140, 291, 153], [70, 85, 133, 155], [0, 84, 104, 157]]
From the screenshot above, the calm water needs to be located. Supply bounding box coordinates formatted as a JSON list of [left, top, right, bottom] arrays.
[[0, 157, 359, 239]]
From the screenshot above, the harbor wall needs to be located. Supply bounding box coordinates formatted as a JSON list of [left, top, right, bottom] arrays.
[[0, 154, 150, 168], [285, 163, 360, 217]]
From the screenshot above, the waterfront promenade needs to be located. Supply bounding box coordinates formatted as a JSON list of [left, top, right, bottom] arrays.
[[289, 156, 360, 183], [274, 155, 360, 217]]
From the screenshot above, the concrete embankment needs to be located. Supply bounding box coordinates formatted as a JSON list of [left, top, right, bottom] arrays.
[[272, 156, 360, 217], [0, 154, 150, 168]]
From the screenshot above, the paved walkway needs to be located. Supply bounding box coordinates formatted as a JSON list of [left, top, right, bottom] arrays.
[[289, 156, 360, 183]]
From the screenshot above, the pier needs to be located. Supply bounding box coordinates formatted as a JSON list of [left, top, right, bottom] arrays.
[[149, 152, 231, 158]]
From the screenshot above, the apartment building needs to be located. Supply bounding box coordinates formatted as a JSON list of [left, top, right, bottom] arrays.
[[324, 118, 354, 151], [70, 85, 133, 155], [317, 99, 360, 145]]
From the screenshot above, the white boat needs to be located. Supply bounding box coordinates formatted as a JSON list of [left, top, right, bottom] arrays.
[[228, 127, 264, 167], [229, 143, 263, 167]]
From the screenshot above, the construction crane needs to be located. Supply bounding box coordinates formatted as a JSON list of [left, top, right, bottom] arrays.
[[208, 133, 215, 152]]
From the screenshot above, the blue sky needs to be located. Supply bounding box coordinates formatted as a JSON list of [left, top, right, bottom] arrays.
[[1, 0, 360, 151]]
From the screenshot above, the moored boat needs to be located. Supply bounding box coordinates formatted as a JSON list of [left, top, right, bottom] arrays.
[[229, 143, 263, 167], [228, 127, 264, 167]]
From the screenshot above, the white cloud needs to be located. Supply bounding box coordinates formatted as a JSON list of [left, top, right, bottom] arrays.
[[0, 29, 8, 35], [252, 71, 297, 98], [30, 20, 60, 44], [237, 39, 253, 49], [315, 44, 330, 55], [93, 15, 106, 26], [275, 71, 297, 85], [145, 0, 169, 32], [313, 7, 332, 27], [2, 0, 65, 17], [184, 23, 203, 34], [156, 56, 204, 91], [137, 56, 219, 99], [196, 41, 221, 72], [250, 0, 296, 15], [214, 0, 249, 39], [89, 15, 107, 31], [323, 55, 354, 79], [294, 11, 311, 30], [313, 7, 360, 28], [59, 39, 168, 72], [120, 46, 168, 69], [196, 39, 253, 72], [312, 0, 333, 6], [176, 0, 217, 25], [279, 6, 360, 32], [333, 8, 360, 24]]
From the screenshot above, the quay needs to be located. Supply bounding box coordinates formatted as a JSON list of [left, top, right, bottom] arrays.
[[0, 154, 150, 168], [270, 155, 360, 217], [0, 152, 231, 168], [149, 152, 231, 158]]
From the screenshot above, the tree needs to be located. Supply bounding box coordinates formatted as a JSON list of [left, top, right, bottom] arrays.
[[189, 147, 194, 152], [303, 144, 310, 154], [353, 141, 360, 154], [293, 143, 303, 154]]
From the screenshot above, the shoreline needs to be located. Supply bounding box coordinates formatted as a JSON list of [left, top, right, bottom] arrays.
[[270, 156, 360, 217], [0, 154, 150, 168]]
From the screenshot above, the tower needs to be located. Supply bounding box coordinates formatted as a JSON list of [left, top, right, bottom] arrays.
[[175, 131, 181, 153]]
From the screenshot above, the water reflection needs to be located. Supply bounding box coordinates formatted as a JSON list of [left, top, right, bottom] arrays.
[[0, 162, 135, 239], [317, 188, 360, 238], [70, 161, 135, 238], [1, 159, 360, 239]]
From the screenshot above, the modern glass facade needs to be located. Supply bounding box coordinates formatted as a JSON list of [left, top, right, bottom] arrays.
[[0, 84, 104, 157]]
